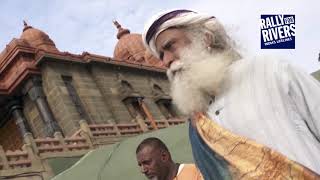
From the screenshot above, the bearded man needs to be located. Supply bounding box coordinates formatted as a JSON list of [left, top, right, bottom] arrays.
[[142, 9, 320, 179]]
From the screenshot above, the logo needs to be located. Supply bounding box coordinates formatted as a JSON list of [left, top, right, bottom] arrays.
[[260, 14, 295, 49]]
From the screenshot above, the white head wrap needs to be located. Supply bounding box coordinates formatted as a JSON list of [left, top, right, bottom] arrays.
[[142, 9, 215, 59]]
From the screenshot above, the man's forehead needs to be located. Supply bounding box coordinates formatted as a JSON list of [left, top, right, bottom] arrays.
[[155, 28, 188, 48], [157, 28, 184, 39], [137, 145, 157, 156]]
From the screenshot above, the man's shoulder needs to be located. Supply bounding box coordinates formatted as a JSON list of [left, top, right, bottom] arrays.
[[181, 163, 197, 170], [177, 164, 203, 180], [232, 55, 290, 75], [239, 55, 289, 67]]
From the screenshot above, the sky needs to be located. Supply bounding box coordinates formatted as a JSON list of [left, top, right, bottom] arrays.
[[0, 0, 319, 73]]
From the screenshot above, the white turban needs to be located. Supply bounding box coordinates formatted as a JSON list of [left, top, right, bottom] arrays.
[[142, 9, 215, 59]]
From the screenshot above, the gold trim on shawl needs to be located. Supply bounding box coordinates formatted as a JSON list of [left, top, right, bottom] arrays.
[[194, 113, 320, 179]]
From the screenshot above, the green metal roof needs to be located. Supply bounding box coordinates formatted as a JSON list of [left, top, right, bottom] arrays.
[[52, 123, 194, 180], [311, 70, 320, 81]]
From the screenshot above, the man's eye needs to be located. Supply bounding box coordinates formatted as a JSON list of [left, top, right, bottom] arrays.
[[164, 42, 173, 50]]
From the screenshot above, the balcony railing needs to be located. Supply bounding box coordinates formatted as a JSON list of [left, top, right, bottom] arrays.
[[0, 117, 186, 179]]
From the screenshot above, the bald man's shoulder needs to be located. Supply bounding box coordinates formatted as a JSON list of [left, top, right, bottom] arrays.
[[174, 164, 203, 180]]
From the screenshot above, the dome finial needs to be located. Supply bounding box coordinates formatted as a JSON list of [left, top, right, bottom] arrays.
[[23, 20, 28, 27], [113, 20, 121, 29], [112, 20, 130, 39], [22, 20, 32, 32]]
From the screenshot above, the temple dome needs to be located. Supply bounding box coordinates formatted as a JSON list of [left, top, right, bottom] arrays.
[[113, 21, 163, 67], [20, 21, 58, 52]]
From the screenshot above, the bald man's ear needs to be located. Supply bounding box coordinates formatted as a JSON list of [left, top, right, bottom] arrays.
[[160, 150, 169, 162]]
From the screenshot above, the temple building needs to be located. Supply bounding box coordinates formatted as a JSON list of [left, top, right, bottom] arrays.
[[0, 21, 185, 179]]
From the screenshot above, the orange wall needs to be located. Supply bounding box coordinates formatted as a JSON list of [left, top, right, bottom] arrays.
[[0, 118, 23, 150]]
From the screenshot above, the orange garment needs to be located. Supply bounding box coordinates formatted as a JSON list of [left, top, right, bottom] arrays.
[[173, 164, 203, 180]]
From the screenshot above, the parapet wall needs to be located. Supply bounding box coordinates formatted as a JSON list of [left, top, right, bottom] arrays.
[[0, 118, 186, 179]]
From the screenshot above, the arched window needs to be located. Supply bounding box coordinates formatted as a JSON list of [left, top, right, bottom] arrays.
[[156, 99, 177, 119], [153, 84, 164, 93], [121, 80, 134, 92], [123, 97, 147, 120], [120, 80, 147, 120]]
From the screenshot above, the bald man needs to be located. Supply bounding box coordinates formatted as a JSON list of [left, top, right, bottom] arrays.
[[136, 137, 203, 180]]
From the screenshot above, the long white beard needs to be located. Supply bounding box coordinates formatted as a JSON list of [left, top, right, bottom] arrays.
[[167, 46, 235, 116]]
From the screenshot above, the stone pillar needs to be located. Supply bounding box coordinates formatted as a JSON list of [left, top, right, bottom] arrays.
[[79, 120, 94, 148], [54, 132, 69, 152], [7, 99, 32, 138], [79, 120, 93, 138], [0, 145, 9, 170], [23, 76, 62, 137], [23, 132, 39, 154]]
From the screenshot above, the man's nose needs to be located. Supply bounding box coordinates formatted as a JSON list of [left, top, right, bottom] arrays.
[[140, 165, 148, 173], [163, 52, 175, 68]]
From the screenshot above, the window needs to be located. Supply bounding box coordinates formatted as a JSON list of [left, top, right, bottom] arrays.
[[151, 84, 176, 119], [123, 97, 147, 120], [61, 76, 91, 123], [153, 84, 164, 94], [156, 99, 177, 119], [120, 80, 134, 94]]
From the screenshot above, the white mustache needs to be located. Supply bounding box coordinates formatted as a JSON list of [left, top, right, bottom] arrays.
[[167, 61, 187, 81], [170, 60, 184, 72]]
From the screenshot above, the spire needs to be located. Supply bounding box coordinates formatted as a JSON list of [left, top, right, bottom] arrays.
[[113, 20, 130, 39], [113, 20, 121, 29], [23, 20, 32, 32]]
